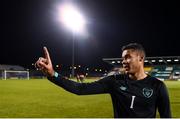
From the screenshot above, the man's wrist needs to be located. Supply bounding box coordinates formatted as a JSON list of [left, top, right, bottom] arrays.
[[53, 71, 59, 78]]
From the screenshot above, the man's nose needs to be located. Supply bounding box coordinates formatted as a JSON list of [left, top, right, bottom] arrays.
[[122, 59, 127, 65]]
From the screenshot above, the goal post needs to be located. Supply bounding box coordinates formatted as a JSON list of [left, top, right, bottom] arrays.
[[3, 70, 29, 80]]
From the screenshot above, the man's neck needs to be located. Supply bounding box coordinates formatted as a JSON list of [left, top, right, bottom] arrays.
[[128, 70, 147, 80]]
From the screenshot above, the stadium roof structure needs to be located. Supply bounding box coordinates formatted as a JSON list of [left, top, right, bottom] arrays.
[[103, 56, 180, 66], [0, 64, 25, 71]]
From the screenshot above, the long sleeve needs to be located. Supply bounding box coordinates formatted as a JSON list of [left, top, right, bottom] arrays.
[[47, 74, 112, 95], [157, 82, 172, 118]]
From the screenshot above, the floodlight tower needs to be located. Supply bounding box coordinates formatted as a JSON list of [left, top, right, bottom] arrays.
[[58, 3, 86, 78]]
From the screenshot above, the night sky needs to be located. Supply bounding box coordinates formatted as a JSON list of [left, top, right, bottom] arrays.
[[1, 0, 179, 69]]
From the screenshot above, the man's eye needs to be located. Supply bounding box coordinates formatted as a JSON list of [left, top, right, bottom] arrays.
[[126, 56, 130, 59]]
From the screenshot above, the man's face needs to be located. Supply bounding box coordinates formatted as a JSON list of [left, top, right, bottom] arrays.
[[122, 49, 143, 74]]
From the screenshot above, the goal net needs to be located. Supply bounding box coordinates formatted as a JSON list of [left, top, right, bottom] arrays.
[[3, 70, 29, 80]]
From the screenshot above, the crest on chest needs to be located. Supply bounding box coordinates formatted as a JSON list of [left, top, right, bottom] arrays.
[[142, 88, 153, 98]]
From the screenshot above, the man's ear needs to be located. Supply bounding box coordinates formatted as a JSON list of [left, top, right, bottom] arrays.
[[139, 56, 144, 62]]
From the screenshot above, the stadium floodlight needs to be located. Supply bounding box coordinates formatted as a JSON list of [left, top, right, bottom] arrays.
[[167, 59, 171, 62], [111, 61, 116, 64], [58, 3, 86, 77], [58, 4, 86, 34], [144, 60, 148, 63], [56, 65, 59, 68], [174, 59, 179, 62], [159, 60, 163, 62], [117, 61, 121, 64], [151, 60, 156, 63]]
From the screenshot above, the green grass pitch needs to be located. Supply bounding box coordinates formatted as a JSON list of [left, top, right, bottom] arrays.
[[0, 79, 180, 118]]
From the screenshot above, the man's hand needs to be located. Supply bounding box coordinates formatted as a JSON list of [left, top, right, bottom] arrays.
[[35, 47, 55, 77]]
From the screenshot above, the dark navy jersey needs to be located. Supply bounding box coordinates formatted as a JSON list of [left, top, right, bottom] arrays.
[[48, 74, 171, 118]]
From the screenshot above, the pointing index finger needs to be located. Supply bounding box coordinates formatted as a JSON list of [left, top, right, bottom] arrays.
[[43, 46, 51, 63]]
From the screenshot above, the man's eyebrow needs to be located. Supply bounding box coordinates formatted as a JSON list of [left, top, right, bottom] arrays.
[[122, 54, 130, 58]]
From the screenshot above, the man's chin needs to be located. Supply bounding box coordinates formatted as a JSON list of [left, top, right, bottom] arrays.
[[122, 68, 130, 74], [124, 70, 129, 74]]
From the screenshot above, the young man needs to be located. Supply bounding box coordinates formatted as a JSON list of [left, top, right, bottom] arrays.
[[35, 43, 171, 118]]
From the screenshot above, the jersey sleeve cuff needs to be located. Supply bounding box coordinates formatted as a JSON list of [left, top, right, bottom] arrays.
[[47, 71, 60, 80]]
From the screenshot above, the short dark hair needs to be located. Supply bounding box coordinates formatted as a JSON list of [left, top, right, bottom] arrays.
[[122, 43, 146, 58]]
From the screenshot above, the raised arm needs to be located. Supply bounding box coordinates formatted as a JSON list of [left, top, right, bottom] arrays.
[[35, 47, 112, 95], [48, 75, 112, 95]]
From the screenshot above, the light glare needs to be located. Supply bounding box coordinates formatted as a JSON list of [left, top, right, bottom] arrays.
[[58, 4, 86, 33]]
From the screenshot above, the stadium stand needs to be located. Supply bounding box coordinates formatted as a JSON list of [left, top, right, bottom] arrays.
[[150, 66, 173, 80], [144, 67, 153, 74], [103, 56, 180, 80], [172, 66, 180, 80], [0, 64, 25, 71]]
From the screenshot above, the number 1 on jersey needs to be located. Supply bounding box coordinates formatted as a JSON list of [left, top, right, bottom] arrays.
[[130, 96, 136, 109]]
